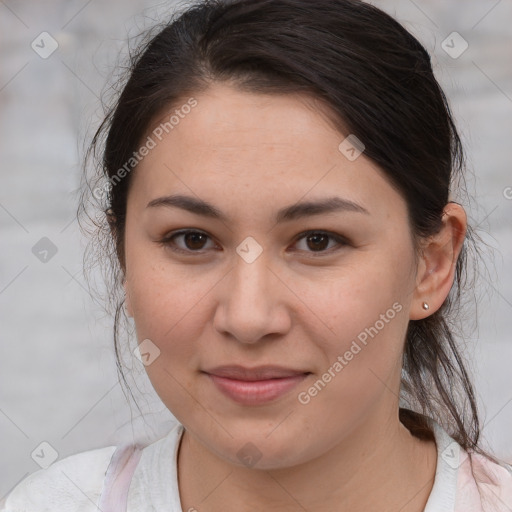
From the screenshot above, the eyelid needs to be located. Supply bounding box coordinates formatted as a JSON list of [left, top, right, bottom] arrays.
[[290, 230, 348, 254], [158, 229, 349, 256], [159, 229, 218, 254]]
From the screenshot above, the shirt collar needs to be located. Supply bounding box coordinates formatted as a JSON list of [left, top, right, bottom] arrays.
[[128, 417, 460, 511]]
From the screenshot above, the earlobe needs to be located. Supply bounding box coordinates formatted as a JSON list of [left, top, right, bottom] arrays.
[[409, 203, 467, 320]]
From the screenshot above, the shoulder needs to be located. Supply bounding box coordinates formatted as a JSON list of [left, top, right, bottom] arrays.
[[1, 444, 117, 512], [457, 450, 512, 511]]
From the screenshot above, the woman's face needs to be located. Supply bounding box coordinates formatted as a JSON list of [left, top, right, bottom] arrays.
[[123, 82, 422, 469]]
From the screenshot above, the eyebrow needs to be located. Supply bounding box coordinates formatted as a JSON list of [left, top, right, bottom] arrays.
[[146, 194, 369, 223]]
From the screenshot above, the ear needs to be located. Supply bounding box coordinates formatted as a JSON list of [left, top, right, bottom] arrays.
[[124, 278, 134, 318], [409, 202, 467, 320]]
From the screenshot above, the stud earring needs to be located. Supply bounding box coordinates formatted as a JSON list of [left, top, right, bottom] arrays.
[[422, 302, 429, 310]]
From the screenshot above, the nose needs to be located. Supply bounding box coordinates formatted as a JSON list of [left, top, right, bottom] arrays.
[[212, 249, 291, 344]]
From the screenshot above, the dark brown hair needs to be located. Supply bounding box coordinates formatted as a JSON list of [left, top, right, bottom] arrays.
[[78, 0, 506, 489]]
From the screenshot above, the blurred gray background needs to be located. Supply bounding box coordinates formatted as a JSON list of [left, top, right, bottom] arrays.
[[0, 0, 511, 498]]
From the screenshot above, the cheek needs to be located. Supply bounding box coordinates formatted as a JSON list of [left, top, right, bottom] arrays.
[[125, 233, 204, 329], [295, 294, 408, 439], [128, 267, 206, 344], [125, 262, 211, 419], [125, 244, 186, 337], [296, 255, 412, 403], [307, 258, 410, 349]]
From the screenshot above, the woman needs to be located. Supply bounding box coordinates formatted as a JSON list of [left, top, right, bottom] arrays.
[[2, 0, 511, 510]]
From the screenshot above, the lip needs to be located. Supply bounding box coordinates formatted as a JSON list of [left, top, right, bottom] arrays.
[[203, 365, 311, 405]]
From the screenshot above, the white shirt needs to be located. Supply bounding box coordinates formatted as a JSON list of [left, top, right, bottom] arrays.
[[2, 416, 512, 511]]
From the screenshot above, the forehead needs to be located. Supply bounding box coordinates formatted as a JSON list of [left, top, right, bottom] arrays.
[[128, 82, 406, 223]]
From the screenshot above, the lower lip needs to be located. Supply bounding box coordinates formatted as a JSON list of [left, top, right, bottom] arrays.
[[206, 373, 309, 405]]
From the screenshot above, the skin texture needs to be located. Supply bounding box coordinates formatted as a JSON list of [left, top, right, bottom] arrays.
[[123, 82, 467, 511]]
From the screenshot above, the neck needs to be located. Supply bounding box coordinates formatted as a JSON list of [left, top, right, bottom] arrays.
[[177, 408, 437, 512]]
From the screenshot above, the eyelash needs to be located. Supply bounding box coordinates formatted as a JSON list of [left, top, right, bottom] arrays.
[[158, 229, 349, 257]]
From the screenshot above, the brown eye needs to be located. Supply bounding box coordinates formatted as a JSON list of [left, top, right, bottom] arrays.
[[160, 230, 216, 253], [159, 229, 348, 257], [305, 233, 330, 251], [182, 232, 208, 250], [292, 231, 348, 255]]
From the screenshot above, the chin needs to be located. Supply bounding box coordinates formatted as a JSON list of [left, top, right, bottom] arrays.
[[202, 426, 316, 471]]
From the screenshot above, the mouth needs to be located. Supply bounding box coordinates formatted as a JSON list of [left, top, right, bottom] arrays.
[[202, 365, 312, 405]]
